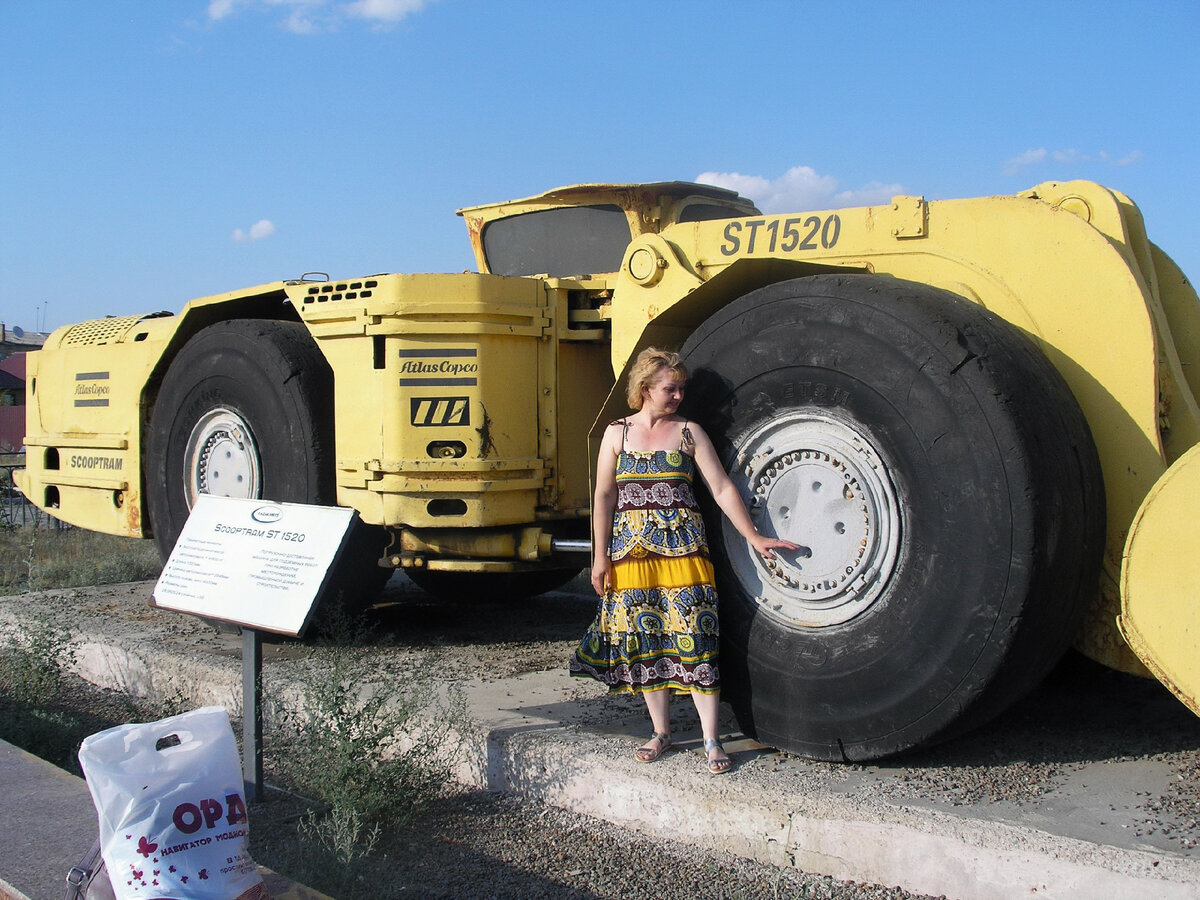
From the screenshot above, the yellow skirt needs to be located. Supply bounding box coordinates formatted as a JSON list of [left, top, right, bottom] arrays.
[[570, 552, 720, 695]]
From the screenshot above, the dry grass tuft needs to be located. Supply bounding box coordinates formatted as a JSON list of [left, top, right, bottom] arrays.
[[0, 525, 162, 594]]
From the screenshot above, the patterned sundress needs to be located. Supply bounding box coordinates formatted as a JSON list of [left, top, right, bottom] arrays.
[[570, 421, 721, 695]]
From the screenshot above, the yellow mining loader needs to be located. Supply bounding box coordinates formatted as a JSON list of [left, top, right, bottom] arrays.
[[15, 179, 1200, 760]]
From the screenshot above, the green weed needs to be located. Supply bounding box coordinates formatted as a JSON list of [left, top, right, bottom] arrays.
[[265, 643, 470, 880], [0, 605, 76, 706], [296, 804, 381, 865], [0, 606, 92, 770]]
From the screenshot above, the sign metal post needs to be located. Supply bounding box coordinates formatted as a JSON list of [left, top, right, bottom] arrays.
[[242, 628, 264, 801]]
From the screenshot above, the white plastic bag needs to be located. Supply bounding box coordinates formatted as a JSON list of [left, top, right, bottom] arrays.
[[78, 706, 267, 900]]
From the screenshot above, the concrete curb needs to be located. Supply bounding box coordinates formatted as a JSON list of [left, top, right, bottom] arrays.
[[461, 671, 1200, 900]]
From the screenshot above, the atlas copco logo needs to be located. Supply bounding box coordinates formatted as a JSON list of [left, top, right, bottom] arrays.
[[398, 359, 479, 376], [396, 348, 479, 386]]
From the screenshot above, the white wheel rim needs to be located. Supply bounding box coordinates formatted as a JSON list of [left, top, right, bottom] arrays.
[[725, 410, 902, 627], [183, 407, 262, 508]]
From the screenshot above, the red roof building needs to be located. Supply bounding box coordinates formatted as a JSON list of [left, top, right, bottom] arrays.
[[0, 353, 28, 451]]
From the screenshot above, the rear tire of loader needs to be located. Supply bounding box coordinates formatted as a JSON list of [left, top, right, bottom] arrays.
[[146, 319, 391, 620], [679, 274, 1105, 761]]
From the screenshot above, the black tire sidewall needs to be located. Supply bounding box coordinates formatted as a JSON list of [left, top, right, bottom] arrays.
[[147, 320, 334, 560], [682, 276, 1049, 758]]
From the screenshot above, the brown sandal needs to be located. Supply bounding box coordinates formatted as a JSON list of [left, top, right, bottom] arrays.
[[635, 732, 671, 763]]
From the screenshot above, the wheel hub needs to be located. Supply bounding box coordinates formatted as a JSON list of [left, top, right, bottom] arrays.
[[183, 407, 262, 508], [726, 411, 901, 627]]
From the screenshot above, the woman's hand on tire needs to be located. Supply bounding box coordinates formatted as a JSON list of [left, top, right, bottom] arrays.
[[749, 534, 800, 560]]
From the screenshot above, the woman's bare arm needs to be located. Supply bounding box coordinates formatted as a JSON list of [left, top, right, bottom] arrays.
[[689, 423, 799, 559], [590, 424, 622, 594]]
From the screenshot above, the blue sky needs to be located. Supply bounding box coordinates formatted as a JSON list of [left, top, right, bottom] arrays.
[[3, 0, 1197, 333]]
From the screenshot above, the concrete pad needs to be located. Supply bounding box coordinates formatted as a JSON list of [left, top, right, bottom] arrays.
[[0, 740, 95, 900], [458, 670, 1200, 900]]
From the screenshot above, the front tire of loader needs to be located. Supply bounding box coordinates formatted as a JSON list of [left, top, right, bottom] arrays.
[[146, 319, 391, 617], [680, 274, 1104, 761]]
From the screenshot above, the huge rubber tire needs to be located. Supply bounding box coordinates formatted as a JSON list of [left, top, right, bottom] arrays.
[[147, 319, 391, 615], [679, 274, 1104, 761], [405, 567, 582, 603]]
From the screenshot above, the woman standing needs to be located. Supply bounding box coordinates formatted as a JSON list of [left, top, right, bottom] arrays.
[[570, 348, 797, 774]]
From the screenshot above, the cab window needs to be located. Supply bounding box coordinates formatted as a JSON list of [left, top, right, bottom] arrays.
[[481, 205, 631, 277]]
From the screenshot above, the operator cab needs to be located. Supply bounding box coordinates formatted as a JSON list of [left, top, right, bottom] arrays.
[[458, 182, 760, 278]]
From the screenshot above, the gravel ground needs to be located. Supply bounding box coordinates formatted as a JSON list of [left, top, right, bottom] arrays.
[[5, 576, 1200, 898], [250, 781, 937, 900]]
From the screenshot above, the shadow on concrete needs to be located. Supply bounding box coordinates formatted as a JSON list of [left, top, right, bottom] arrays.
[[890, 651, 1200, 768]]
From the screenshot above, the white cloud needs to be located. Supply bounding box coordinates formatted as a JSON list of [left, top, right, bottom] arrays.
[[1107, 150, 1144, 167], [282, 8, 322, 34], [1004, 146, 1143, 176], [232, 219, 277, 242], [343, 0, 430, 24], [207, 0, 433, 31], [696, 165, 902, 213], [207, 0, 240, 20], [1003, 148, 1048, 175], [1052, 149, 1086, 164], [833, 181, 908, 208]]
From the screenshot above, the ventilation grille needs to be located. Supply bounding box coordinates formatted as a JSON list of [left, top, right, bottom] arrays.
[[61, 314, 147, 346], [302, 279, 378, 304]]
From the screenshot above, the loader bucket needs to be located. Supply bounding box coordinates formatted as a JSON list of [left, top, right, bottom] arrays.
[[1119, 442, 1200, 716]]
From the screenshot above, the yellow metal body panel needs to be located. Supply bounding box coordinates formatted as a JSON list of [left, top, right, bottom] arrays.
[[1119, 443, 1200, 715], [18, 313, 173, 536], [17, 273, 611, 550], [284, 271, 611, 531]]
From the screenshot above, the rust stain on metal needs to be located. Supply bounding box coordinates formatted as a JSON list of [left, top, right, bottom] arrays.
[[464, 215, 485, 264], [123, 489, 142, 536]]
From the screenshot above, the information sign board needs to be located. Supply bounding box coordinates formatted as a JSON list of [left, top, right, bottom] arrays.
[[151, 495, 355, 636]]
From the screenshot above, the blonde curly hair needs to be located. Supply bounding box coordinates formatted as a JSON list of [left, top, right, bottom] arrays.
[[625, 347, 688, 410]]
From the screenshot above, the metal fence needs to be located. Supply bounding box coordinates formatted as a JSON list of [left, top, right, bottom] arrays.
[[0, 457, 69, 530]]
